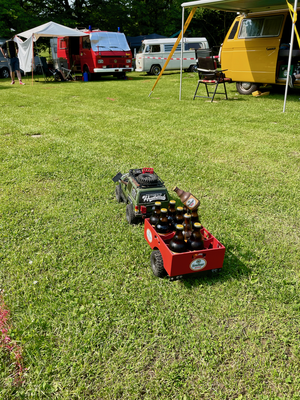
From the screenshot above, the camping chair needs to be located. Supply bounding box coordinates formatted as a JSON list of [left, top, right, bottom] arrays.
[[61, 67, 75, 81], [40, 57, 59, 82], [53, 58, 75, 81], [193, 49, 231, 102]]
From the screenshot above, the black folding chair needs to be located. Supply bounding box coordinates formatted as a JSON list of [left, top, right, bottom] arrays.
[[193, 49, 231, 102], [39, 57, 59, 81]]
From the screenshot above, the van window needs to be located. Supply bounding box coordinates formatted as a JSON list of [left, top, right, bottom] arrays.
[[228, 21, 240, 39], [82, 36, 91, 49], [184, 42, 203, 50], [59, 39, 67, 50], [150, 45, 161, 53], [144, 44, 161, 53], [165, 44, 182, 52], [239, 15, 283, 38]]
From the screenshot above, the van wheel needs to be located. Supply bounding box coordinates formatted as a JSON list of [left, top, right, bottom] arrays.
[[189, 65, 198, 73], [151, 65, 161, 76], [236, 82, 258, 95], [1, 67, 10, 79]]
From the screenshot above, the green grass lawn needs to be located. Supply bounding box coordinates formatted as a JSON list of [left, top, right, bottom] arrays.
[[0, 71, 299, 399]]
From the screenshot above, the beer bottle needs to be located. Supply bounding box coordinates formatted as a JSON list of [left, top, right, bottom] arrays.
[[175, 206, 184, 225], [191, 209, 202, 229], [150, 201, 161, 226], [183, 213, 192, 241], [187, 222, 205, 251], [169, 224, 187, 253], [173, 186, 200, 211], [182, 204, 189, 215], [155, 208, 172, 235], [168, 200, 177, 229]]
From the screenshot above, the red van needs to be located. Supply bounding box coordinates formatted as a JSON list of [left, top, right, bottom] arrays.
[[57, 30, 133, 79]]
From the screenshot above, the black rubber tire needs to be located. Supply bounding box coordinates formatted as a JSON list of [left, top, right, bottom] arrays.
[[115, 184, 123, 203], [151, 65, 161, 76], [126, 203, 136, 224], [150, 250, 167, 278], [211, 268, 220, 275], [136, 173, 158, 185], [189, 64, 198, 73], [236, 82, 259, 95], [1, 67, 10, 79]]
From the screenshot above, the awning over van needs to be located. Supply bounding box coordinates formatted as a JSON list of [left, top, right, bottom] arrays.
[[181, 0, 292, 13], [179, 0, 298, 112]]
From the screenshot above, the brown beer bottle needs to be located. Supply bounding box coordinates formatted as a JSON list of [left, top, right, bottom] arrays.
[[187, 222, 205, 251], [175, 206, 184, 225], [191, 209, 202, 229], [168, 200, 177, 229], [183, 213, 192, 241], [155, 208, 172, 235], [182, 204, 189, 215], [169, 224, 187, 253], [173, 186, 200, 211], [150, 201, 161, 226]]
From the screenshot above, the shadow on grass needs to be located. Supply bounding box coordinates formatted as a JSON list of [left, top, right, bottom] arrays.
[[181, 243, 252, 288]]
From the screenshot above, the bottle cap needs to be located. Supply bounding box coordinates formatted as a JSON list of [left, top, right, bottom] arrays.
[[155, 201, 161, 205], [169, 200, 176, 204], [177, 206, 183, 211], [194, 222, 201, 228], [161, 208, 167, 213], [184, 214, 191, 218], [176, 224, 183, 230]]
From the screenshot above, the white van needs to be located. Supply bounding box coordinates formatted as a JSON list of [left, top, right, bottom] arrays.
[[135, 37, 209, 75]]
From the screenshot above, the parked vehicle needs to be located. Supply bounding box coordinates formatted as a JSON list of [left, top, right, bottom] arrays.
[[0, 52, 10, 78], [112, 168, 170, 225], [135, 37, 209, 75], [220, 8, 300, 94], [56, 30, 133, 79]]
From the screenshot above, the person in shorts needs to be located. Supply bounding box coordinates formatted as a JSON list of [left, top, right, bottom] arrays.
[[0, 37, 25, 85]]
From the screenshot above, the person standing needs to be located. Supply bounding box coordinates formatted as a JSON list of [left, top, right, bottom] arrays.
[[0, 37, 25, 85]]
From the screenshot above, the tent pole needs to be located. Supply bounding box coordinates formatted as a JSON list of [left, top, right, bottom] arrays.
[[179, 6, 185, 100], [32, 35, 34, 86], [283, 0, 298, 112]]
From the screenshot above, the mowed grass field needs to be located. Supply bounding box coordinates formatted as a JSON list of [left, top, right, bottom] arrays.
[[0, 71, 299, 400]]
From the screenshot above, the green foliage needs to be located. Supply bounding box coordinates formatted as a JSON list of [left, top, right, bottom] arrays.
[[189, 8, 236, 45], [0, 0, 233, 45], [0, 72, 299, 399]]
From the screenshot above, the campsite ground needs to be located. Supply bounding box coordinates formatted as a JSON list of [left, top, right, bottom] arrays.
[[0, 71, 299, 399]]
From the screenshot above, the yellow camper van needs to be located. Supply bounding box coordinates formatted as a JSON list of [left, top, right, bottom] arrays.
[[220, 9, 300, 94]]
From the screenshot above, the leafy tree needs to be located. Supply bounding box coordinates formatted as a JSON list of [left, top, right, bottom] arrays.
[[187, 8, 236, 46], [0, 0, 235, 46]]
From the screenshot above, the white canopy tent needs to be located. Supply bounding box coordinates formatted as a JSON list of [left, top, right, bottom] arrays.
[[16, 21, 87, 79], [17, 21, 88, 40], [179, 0, 298, 112]]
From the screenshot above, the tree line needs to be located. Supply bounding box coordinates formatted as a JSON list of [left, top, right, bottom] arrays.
[[0, 0, 235, 47]]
